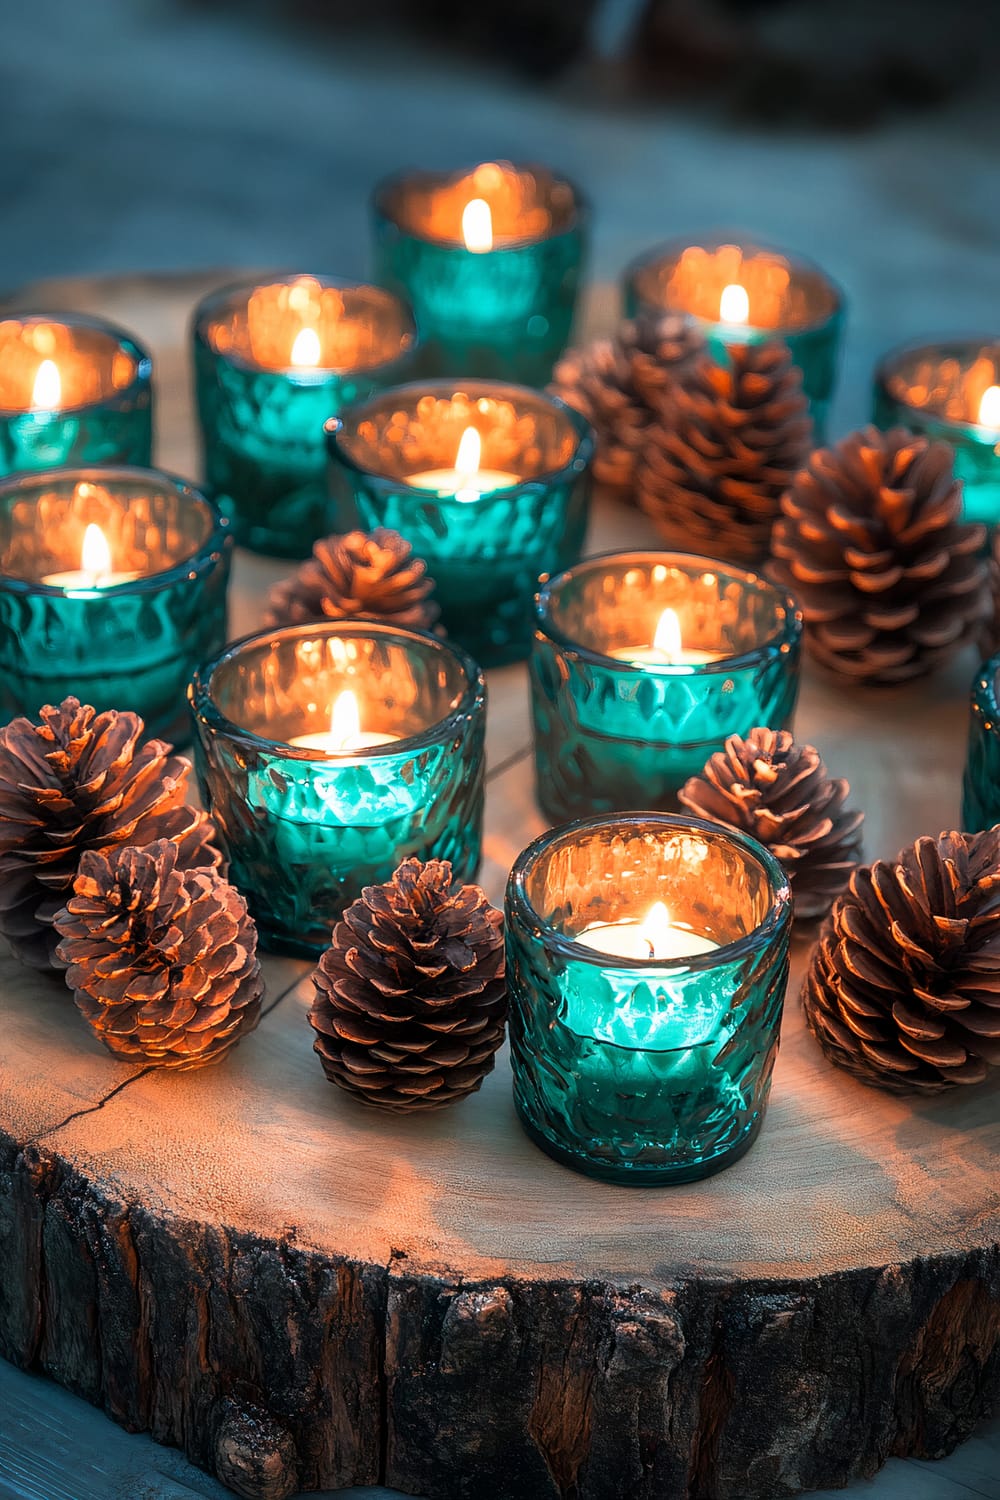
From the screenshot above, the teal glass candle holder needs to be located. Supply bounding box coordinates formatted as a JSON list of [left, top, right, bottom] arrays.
[[0, 467, 230, 746], [623, 236, 844, 438], [192, 275, 417, 558], [326, 380, 594, 666], [371, 161, 587, 385], [0, 313, 152, 476], [873, 339, 1000, 528], [506, 812, 792, 1184], [188, 621, 486, 956], [531, 551, 802, 822], [961, 654, 1000, 832]]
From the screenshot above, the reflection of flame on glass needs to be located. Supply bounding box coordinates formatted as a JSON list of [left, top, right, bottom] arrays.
[[31, 358, 61, 410], [719, 282, 750, 325], [652, 608, 682, 663], [81, 523, 112, 585], [290, 326, 322, 368], [639, 901, 674, 959], [462, 198, 493, 253], [329, 689, 360, 749], [978, 384, 1000, 429]]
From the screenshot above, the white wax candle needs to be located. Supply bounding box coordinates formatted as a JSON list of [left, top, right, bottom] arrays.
[[287, 689, 399, 755], [408, 425, 519, 501], [40, 523, 139, 589], [579, 902, 719, 961], [607, 606, 723, 667]]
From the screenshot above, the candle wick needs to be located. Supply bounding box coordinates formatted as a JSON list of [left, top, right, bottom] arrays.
[[645, 936, 656, 958]]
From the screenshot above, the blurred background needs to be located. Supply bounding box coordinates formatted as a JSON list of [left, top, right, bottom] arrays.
[[2, 0, 998, 432]]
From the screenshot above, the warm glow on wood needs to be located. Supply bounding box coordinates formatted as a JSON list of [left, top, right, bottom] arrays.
[[462, 198, 493, 253], [290, 326, 322, 368], [81, 523, 112, 583], [719, 282, 750, 325], [652, 608, 682, 662], [31, 358, 61, 410], [979, 384, 1000, 428]]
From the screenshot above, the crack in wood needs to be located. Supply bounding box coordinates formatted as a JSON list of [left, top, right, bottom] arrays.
[[486, 743, 533, 784]]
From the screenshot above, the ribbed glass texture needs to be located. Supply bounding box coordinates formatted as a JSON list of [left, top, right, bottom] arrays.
[[623, 236, 844, 439], [371, 165, 587, 384], [0, 467, 230, 746], [192, 276, 417, 557], [189, 622, 486, 956], [327, 381, 594, 666], [530, 552, 802, 821], [506, 813, 792, 1184], [0, 314, 152, 476], [962, 657, 1000, 832], [873, 339, 1000, 528]]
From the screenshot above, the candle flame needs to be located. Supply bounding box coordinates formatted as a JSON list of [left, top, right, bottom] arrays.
[[329, 689, 360, 750], [31, 358, 61, 410], [462, 198, 493, 253], [290, 326, 322, 368], [639, 901, 673, 959], [455, 426, 481, 479], [652, 607, 682, 663], [81, 523, 112, 584], [979, 385, 1000, 428], [719, 282, 750, 325]]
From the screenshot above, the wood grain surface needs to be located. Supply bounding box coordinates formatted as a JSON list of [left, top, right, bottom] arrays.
[[0, 274, 998, 1500]]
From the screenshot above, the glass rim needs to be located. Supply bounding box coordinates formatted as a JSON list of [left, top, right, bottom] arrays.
[[970, 652, 1000, 731], [874, 335, 1000, 437], [371, 162, 589, 249], [507, 810, 792, 974], [0, 310, 152, 418], [623, 232, 845, 334], [188, 618, 486, 761], [325, 378, 595, 494], [534, 548, 802, 673], [0, 464, 230, 594], [191, 273, 418, 378]]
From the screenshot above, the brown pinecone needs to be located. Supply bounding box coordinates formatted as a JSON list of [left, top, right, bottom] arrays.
[[679, 729, 863, 921], [636, 340, 813, 565], [976, 528, 1000, 665], [310, 857, 506, 1112], [0, 699, 220, 972], [549, 315, 704, 492], [802, 828, 1000, 1094], [55, 840, 262, 1069], [265, 528, 439, 631], [770, 427, 988, 684]]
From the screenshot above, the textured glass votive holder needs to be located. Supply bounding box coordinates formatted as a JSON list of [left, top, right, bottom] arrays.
[[623, 236, 844, 438], [0, 467, 230, 745], [506, 812, 792, 1184], [0, 313, 152, 476], [961, 655, 1000, 832], [873, 339, 1000, 528], [188, 621, 486, 955], [192, 275, 417, 558], [531, 551, 802, 822], [326, 380, 594, 666], [371, 161, 587, 384]]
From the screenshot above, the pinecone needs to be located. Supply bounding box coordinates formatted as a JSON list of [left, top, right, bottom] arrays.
[[55, 840, 262, 1069], [976, 528, 1000, 665], [770, 427, 988, 684], [265, 528, 439, 631], [802, 828, 1000, 1094], [679, 729, 863, 921], [0, 699, 220, 972], [310, 857, 506, 1112], [636, 340, 813, 565], [549, 315, 704, 493]]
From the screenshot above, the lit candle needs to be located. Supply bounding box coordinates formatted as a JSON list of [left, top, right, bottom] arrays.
[[289, 689, 400, 754], [289, 325, 322, 369], [579, 899, 720, 961], [608, 607, 724, 667], [462, 197, 494, 253], [978, 385, 1000, 431], [31, 358, 62, 412], [408, 426, 520, 501], [40, 522, 140, 590], [719, 282, 750, 326]]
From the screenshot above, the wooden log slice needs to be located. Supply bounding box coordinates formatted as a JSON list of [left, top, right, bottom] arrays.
[[0, 274, 998, 1500]]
